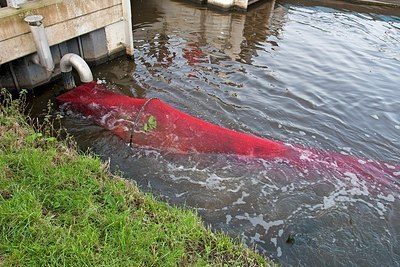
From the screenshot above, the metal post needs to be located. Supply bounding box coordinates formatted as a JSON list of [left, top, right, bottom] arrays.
[[121, 0, 134, 56], [24, 15, 55, 72]]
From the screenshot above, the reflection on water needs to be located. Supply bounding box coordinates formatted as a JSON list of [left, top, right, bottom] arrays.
[[38, 0, 400, 265]]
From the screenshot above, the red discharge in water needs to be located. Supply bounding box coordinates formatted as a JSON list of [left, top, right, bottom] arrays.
[[183, 42, 207, 64], [57, 82, 400, 187]]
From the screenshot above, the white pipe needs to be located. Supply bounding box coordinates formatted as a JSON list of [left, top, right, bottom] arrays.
[[60, 53, 93, 83], [24, 15, 54, 72], [30, 54, 40, 65], [60, 53, 93, 90]]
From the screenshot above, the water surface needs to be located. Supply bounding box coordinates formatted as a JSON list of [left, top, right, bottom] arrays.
[[35, 0, 400, 265]]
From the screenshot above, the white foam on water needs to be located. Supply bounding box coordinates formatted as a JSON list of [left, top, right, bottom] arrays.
[[89, 102, 101, 109], [99, 111, 112, 125], [340, 147, 352, 152], [96, 78, 107, 84], [371, 114, 379, 120], [384, 163, 395, 169], [376, 202, 386, 212], [226, 214, 232, 224], [143, 148, 161, 157], [132, 143, 397, 264], [169, 173, 198, 183], [261, 184, 280, 197], [323, 195, 337, 209], [277, 247, 282, 257], [377, 193, 395, 202], [299, 149, 314, 161], [344, 171, 356, 182], [278, 229, 284, 237], [343, 172, 370, 195], [235, 213, 284, 234], [358, 159, 367, 164], [347, 187, 369, 196], [206, 174, 226, 190], [249, 233, 265, 244], [294, 170, 388, 217], [175, 192, 187, 197], [251, 178, 259, 185], [281, 183, 295, 193], [232, 191, 250, 205], [99, 109, 132, 131], [228, 181, 244, 193]]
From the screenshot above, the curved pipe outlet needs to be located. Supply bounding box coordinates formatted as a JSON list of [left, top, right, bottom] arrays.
[[60, 53, 93, 82], [60, 53, 93, 90]]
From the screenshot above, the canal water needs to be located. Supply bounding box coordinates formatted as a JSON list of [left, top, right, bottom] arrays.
[[33, 0, 400, 265]]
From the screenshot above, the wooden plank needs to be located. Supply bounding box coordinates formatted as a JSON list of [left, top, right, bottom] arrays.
[[0, 4, 122, 63]]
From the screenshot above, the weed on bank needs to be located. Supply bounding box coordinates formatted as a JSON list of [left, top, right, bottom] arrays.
[[0, 89, 270, 266]]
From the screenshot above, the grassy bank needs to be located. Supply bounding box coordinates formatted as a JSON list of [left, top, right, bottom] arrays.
[[0, 90, 270, 266]]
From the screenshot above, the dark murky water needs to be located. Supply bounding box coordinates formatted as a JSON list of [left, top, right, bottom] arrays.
[[34, 0, 400, 265]]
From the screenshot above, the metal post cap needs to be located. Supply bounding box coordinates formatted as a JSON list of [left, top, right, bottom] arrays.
[[24, 15, 44, 26]]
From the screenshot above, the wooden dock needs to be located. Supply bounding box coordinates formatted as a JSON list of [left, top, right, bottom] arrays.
[[0, 0, 133, 89]]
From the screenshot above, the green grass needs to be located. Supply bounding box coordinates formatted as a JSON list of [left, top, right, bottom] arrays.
[[0, 90, 271, 266]]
